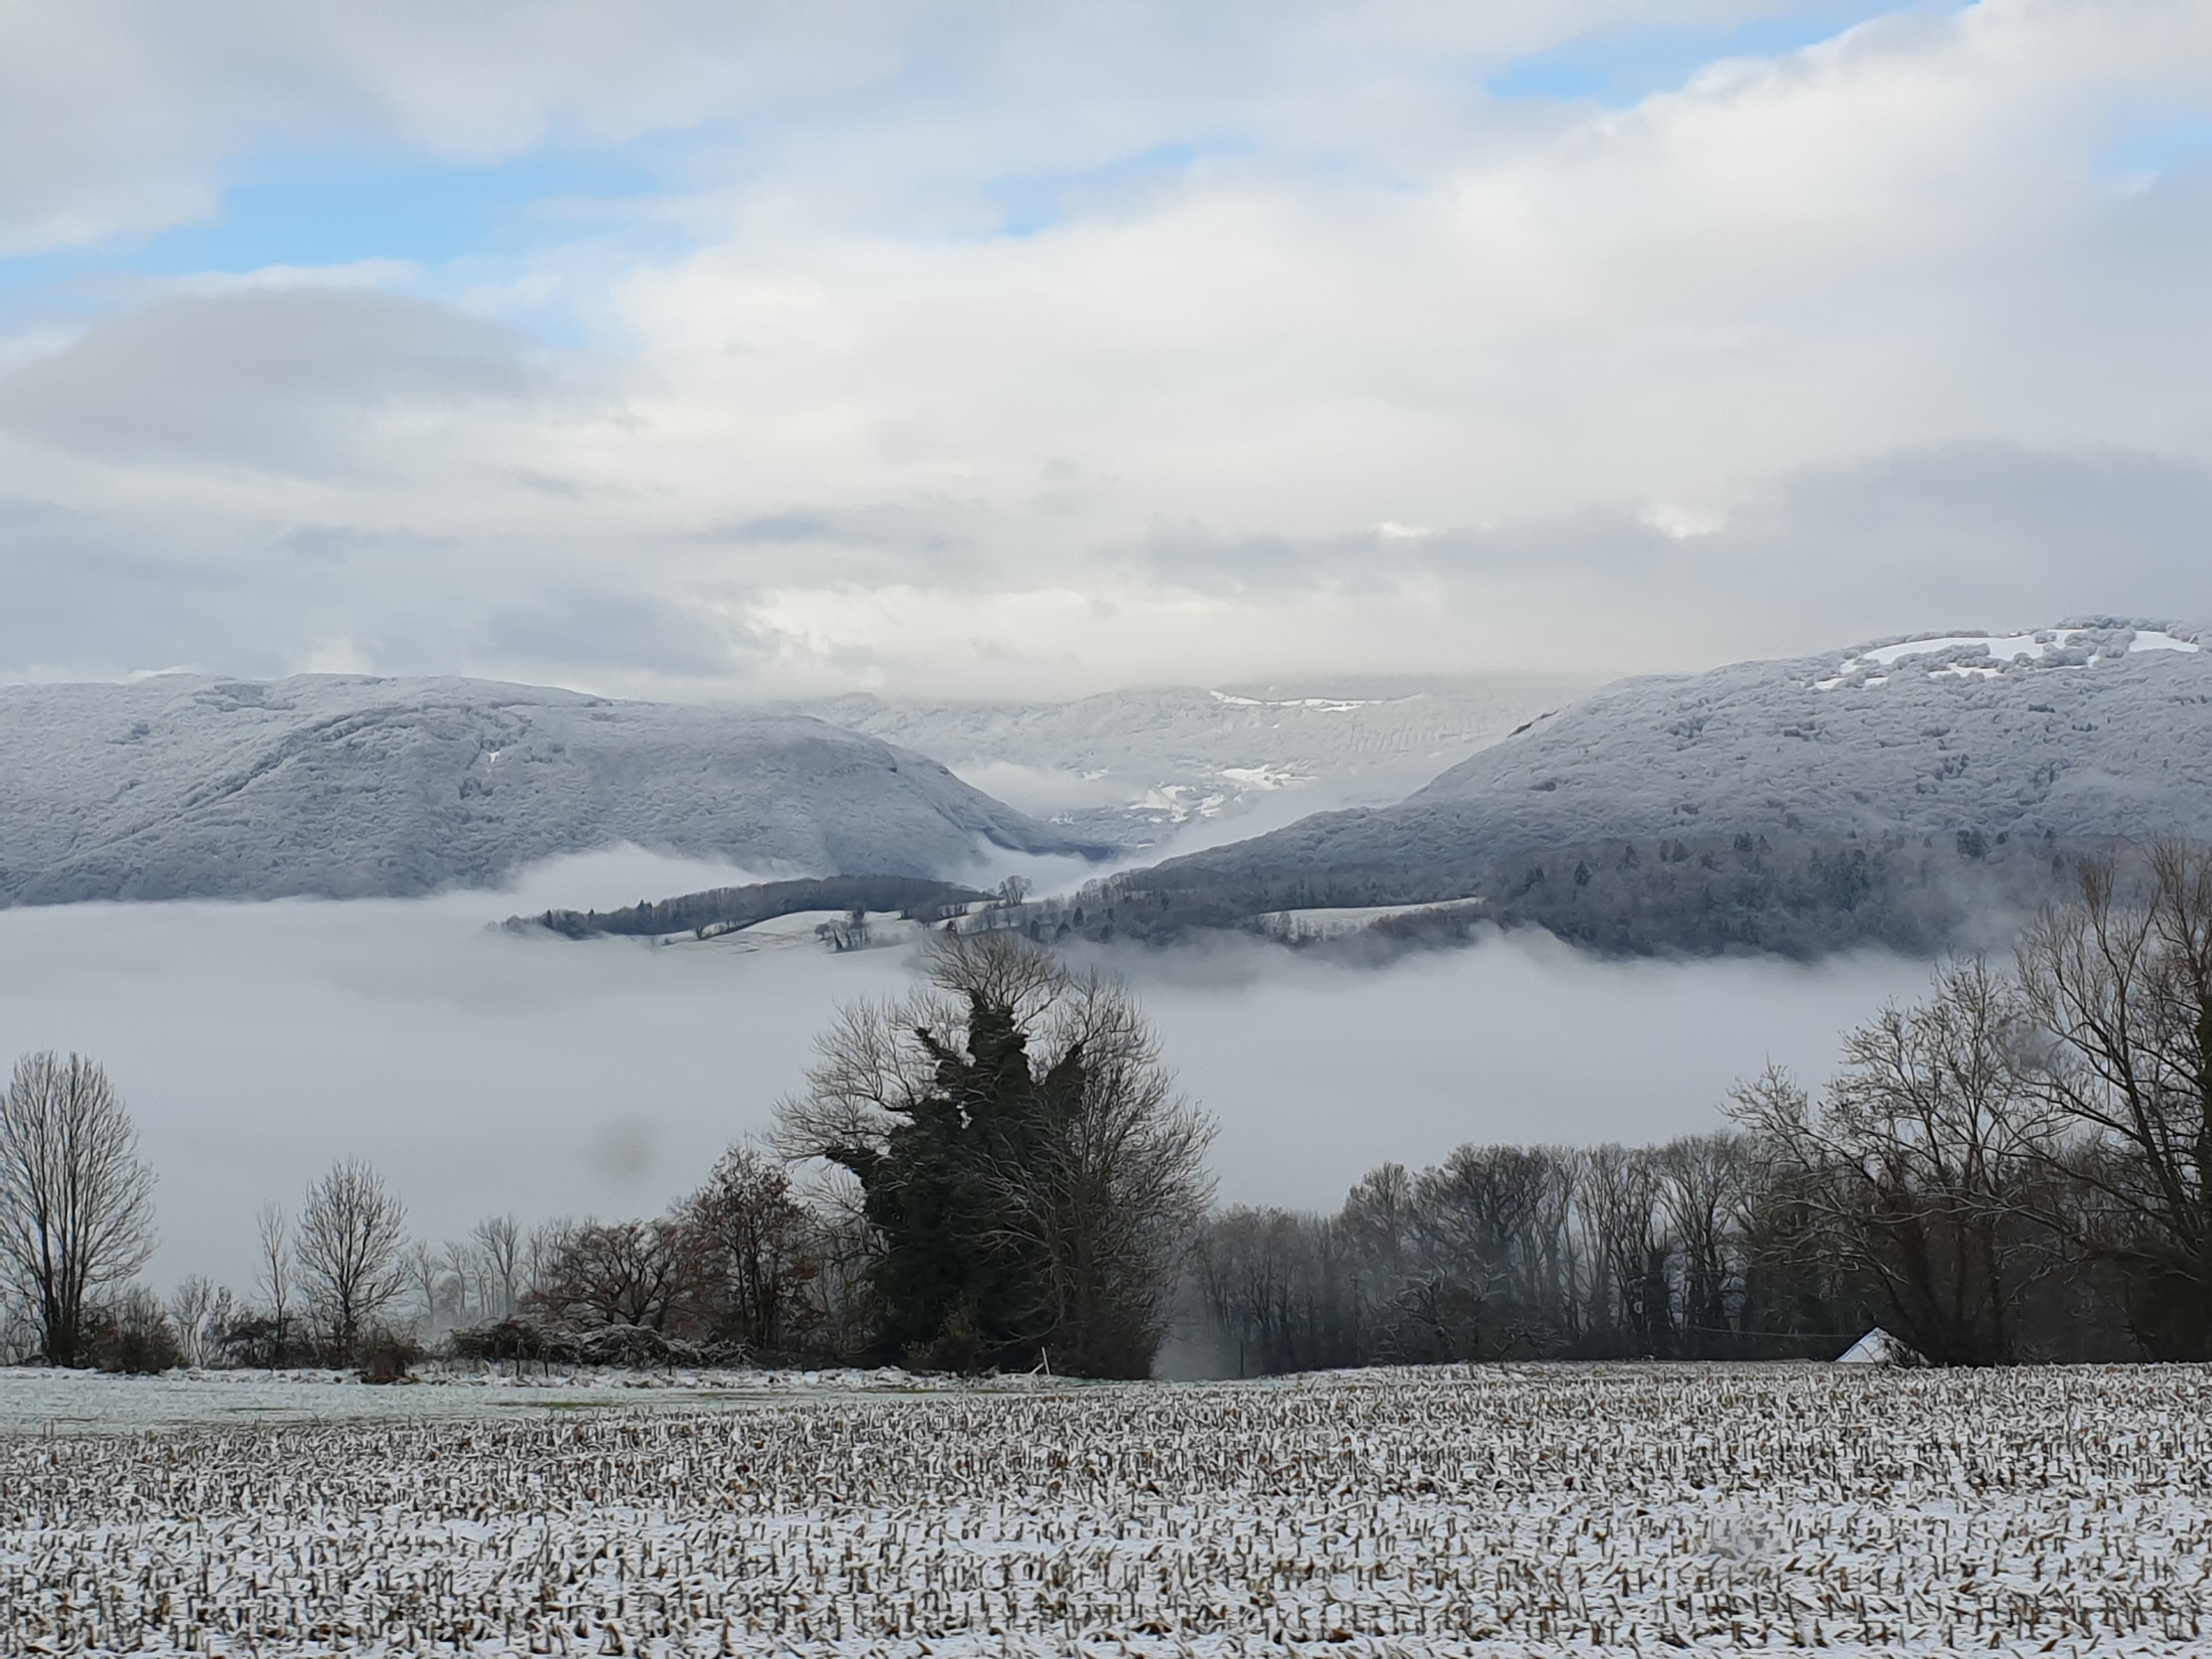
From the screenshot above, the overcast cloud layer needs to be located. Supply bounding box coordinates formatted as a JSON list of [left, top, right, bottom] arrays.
[[1, 1, 2207, 696]]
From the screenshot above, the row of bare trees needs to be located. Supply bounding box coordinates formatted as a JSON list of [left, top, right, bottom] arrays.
[[0, 1134, 844, 1372], [1191, 846, 2212, 1372], [0, 1070, 434, 1370], [478, 1146, 848, 1362], [1729, 844, 2212, 1362], [200, 1147, 836, 1370], [1187, 1133, 1843, 1374]]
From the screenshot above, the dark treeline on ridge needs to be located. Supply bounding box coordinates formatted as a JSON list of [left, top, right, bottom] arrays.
[[523, 831, 2081, 962], [1079, 829, 2089, 960], [524, 875, 991, 940], [6, 846, 2211, 1378]]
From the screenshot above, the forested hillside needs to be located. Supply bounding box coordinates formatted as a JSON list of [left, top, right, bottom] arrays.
[[1086, 623, 2212, 956]]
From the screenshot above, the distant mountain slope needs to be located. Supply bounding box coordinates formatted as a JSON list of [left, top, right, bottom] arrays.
[[0, 675, 1099, 905], [1099, 622, 2212, 956], [787, 673, 1600, 847]]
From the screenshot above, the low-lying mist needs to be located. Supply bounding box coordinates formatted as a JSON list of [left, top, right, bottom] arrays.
[[0, 852, 1940, 1293]]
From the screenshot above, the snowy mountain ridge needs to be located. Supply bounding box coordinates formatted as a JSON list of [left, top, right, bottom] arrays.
[[1103, 619, 2212, 956], [1405, 618, 2212, 835], [0, 674, 1097, 906]]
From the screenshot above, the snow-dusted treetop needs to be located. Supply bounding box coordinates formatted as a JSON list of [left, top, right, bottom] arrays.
[[0, 675, 1096, 906]]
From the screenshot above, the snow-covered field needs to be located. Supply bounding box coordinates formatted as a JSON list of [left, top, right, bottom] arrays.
[[0, 1364, 1052, 1434], [6, 1362, 2209, 1656]]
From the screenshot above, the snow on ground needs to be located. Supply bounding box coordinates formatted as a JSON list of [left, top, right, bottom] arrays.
[[1216, 764, 1313, 791], [5, 1362, 2209, 1656], [1813, 624, 2202, 689], [1206, 691, 1384, 713], [2130, 629, 2202, 654], [657, 910, 931, 953], [0, 1364, 1058, 1434], [1853, 631, 2066, 669]]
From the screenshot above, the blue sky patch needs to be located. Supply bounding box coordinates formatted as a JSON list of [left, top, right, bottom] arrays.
[[984, 140, 1241, 237], [0, 144, 681, 338], [2100, 118, 2212, 187], [146, 149, 662, 272], [1485, 7, 1902, 108]]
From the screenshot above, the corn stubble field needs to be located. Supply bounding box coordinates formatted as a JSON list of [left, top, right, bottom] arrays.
[[5, 1364, 2210, 1656]]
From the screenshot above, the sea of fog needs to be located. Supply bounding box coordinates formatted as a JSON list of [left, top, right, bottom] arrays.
[[0, 850, 1942, 1293]]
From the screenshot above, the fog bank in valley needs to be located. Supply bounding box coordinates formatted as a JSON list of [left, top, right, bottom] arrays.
[[1115, 934, 1940, 1213], [0, 853, 1941, 1292]]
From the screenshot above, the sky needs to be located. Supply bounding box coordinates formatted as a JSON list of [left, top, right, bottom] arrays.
[[1, 1, 2208, 699], [0, 851, 1938, 1291]]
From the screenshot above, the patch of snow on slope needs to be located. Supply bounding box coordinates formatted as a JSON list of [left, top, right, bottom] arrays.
[[1218, 764, 1312, 790], [2130, 629, 2201, 654], [1209, 691, 1384, 713], [1812, 624, 2200, 690], [1132, 783, 1232, 822], [1857, 631, 2065, 668]]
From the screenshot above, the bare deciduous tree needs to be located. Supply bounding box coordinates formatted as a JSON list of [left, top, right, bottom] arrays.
[[1338, 1162, 1417, 1287], [1657, 1133, 1753, 1354], [1582, 1143, 1675, 1355], [2019, 843, 2212, 1354], [971, 967, 1215, 1376], [526, 1218, 578, 1305], [1411, 1144, 1578, 1358], [438, 1240, 477, 1324], [1188, 1205, 1364, 1376], [294, 1159, 408, 1359], [471, 1215, 523, 1320], [1731, 958, 2052, 1365], [0, 1051, 156, 1366], [681, 1145, 816, 1352], [255, 1203, 290, 1330], [168, 1276, 219, 1368], [528, 1219, 698, 1332], [402, 1239, 443, 1330]]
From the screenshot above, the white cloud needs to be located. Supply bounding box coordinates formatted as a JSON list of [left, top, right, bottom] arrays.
[[1641, 502, 1727, 539], [0, 1, 2206, 695], [0, 288, 541, 468]]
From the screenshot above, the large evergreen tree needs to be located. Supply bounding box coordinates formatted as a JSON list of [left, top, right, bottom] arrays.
[[779, 933, 1214, 1376]]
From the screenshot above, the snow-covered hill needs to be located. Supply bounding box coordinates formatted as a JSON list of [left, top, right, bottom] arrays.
[[1407, 620, 2208, 838], [0, 675, 1098, 905], [1105, 621, 2212, 955], [788, 673, 1599, 849]]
